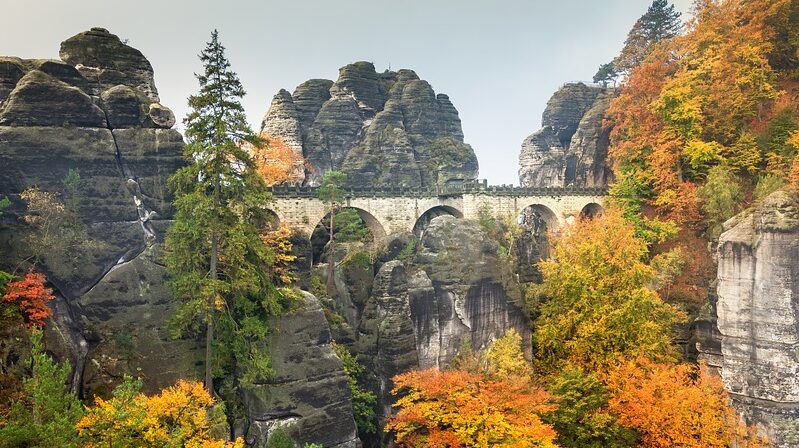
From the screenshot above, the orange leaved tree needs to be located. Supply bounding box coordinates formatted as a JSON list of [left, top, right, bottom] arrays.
[[249, 134, 305, 186], [387, 369, 558, 448], [1, 271, 55, 328], [605, 358, 768, 448]]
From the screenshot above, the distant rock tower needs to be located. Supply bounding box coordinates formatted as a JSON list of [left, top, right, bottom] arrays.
[[260, 62, 479, 187], [518, 82, 615, 188]]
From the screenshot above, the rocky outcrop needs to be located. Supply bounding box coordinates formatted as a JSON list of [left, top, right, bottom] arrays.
[[0, 29, 188, 396], [243, 292, 360, 448], [260, 62, 478, 187], [345, 216, 530, 422], [519, 83, 614, 188], [59, 27, 160, 101], [714, 190, 799, 446]]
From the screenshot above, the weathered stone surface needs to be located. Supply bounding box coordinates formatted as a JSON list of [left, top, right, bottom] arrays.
[[519, 83, 614, 187], [243, 292, 360, 448], [261, 61, 478, 187], [413, 216, 531, 364], [259, 89, 302, 152], [715, 190, 799, 446], [292, 79, 333, 132], [346, 217, 530, 426], [258, 89, 305, 184], [0, 29, 188, 398], [519, 126, 566, 187], [0, 58, 26, 102], [101, 85, 149, 128], [147, 103, 175, 128], [355, 260, 420, 418], [0, 70, 106, 127], [59, 27, 159, 101], [78, 243, 203, 396]]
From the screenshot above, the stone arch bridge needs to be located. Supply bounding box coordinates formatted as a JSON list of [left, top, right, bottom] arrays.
[[268, 180, 606, 239]]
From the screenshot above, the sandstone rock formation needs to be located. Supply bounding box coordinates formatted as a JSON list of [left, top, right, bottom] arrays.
[[319, 217, 530, 423], [0, 29, 362, 447], [260, 62, 479, 187], [0, 28, 189, 396], [243, 292, 360, 448], [713, 190, 799, 446], [519, 82, 614, 188]]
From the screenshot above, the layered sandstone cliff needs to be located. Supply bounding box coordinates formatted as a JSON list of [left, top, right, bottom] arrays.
[[260, 62, 479, 187], [714, 190, 799, 446], [518, 82, 614, 188]]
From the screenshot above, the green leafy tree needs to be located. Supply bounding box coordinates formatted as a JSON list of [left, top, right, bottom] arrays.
[[593, 62, 619, 87], [754, 174, 787, 200], [63, 168, 82, 213], [614, 0, 682, 73], [544, 368, 638, 448], [696, 165, 743, 240], [265, 427, 295, 448], [166, 30, 279, 393], [333, 342, 377, 436], [317, 170, 347, 292], [0, 328, 83, 448]]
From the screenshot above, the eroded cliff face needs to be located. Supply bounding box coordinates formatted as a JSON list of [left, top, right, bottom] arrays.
[[715, 190, 799, 446], [519, 83, 614, 188], [0, 28, 192, 395], [260, 62, 479, 187], [322, 216, 531, 425], [243, 293, 360, 448]]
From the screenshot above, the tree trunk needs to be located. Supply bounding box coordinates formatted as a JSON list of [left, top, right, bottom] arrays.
[[326, 208, 335, 294], [206, 176, 220, 396]]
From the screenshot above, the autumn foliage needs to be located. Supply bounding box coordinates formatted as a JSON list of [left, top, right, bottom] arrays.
[[533, 209, 684, 372], [605, 358, 768, 448], [248, 133, 306, 186], [1, 271, 55, 328], [608, 0, 799, 225], [388, 331, 558, 447], [77, 377, 243, 448], [388, 369, 557, 448]]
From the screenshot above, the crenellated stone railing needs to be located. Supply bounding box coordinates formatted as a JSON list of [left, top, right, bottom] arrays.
[[269, 179, 607, 199]]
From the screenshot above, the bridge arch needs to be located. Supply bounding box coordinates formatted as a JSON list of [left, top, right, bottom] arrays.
[[519, 203, 559, 233], [263, 208, 282, 230], [579, 202, 604, 220], [311, 207, 387, 241], [309, 207, 387, 264], [413, 205, 464, 235]]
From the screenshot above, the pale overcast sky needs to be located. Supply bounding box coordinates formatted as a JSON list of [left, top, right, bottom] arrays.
[[1, 0, 693, 184]]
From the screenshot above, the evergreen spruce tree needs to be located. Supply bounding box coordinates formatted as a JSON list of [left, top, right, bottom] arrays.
[[613, 0, 682, 73], [0, 329, 83, 448], [166, 30, 280, 394]]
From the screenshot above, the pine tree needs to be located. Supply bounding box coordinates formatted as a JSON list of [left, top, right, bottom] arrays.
[[614, 0, 682, 73], [166, 30, 279, 394], [593, 62, 619, 87], [317, 170, 347, 293]]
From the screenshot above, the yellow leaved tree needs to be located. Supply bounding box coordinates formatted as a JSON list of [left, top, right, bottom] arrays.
[[77, 377, 243, 448]]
